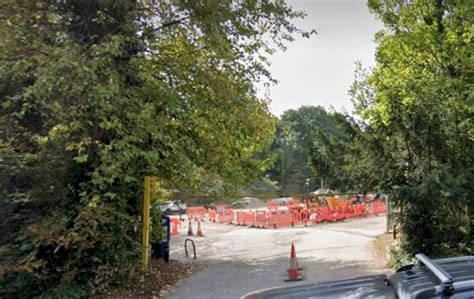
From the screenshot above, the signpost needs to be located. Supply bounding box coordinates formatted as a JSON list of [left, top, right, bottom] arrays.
[[142, 176, 171, 270]]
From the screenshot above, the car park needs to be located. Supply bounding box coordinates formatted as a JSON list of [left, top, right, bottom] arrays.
[[243, 254, 474, 299]]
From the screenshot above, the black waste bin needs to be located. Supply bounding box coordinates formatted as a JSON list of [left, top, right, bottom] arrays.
[[151, 216, 170, 262]]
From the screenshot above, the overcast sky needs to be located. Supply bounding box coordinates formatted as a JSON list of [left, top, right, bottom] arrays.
[[264, 0, 383, 116]]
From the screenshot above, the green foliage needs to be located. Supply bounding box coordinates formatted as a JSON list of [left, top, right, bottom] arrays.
[[268, 106, 339, 193], [308, 112, 380, 192], [0, 0, 312, 296], [237, 176, 280, 196], [351, 0, 473, 255], [267, 105, 377, 194], [388, 240, 416, 269], [1, 204, 139, 298]]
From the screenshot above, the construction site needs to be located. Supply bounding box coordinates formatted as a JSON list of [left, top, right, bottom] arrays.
[[159, 197, 389, 299]]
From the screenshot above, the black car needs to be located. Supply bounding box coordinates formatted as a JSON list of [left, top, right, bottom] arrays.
[[242, 254, 474, 298]]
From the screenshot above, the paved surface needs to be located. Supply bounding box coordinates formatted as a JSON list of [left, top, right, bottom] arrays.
[[165, 216, 387, 299]]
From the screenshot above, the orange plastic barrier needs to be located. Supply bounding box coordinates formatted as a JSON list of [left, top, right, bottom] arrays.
[[282, 211, 295, 227], [371, 201, 386, 215], [255, 211, 267, 228], [286, 200, 301, 210], [235, 211, 244, 225], [268, 211, 293, 228], [208, 209, 217, 222], [291, 210, 301, 225], [187, 206, 207, 219], [267, 201, 280, 212], [243, 212, 255, 226], [266, 212, 278, 228], [208, 202, 383, 229], [313, 207, 329, 222], [333, 207, 346, 221], [300, 209, 309, 226], [215, 205, 231, 213], [344, 205, 357, 218], [218, 210, 234, 224], [170, 217, 181, 236]]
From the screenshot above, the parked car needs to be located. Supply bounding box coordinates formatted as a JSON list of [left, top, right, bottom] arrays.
[[231, 197, 262, 209], [242, 254, 474, 298], [158, 200, 187, 215]]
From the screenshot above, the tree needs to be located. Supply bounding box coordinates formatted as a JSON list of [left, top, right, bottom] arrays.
[[351, 0, 473, 255], [308, 111, 380, 193], [268, 106, 347, 193], [0, 1, 312, 296]]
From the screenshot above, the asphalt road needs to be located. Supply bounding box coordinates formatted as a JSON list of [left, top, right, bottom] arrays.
[[165, 215, 387, 299]]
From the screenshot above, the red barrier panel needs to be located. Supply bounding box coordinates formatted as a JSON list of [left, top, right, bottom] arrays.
[[286, 200, 301, 210], [300, 209, 310, 226], [325, 207, 337, 222], [243, 212, 256, 226], [344, 205, 357, 219], [215, 205, 231, 214], [170, 217, 181, 236], [351, 204, 365, 218], [265, 212, 278, 228], [314, 207, 328, 222], [236, 211, 244, 225], [255, 211, 267, 228], [219, 211, 234, 224], [361, 203, 369, 217], [291, 210, 300, 225], [188, 206, 207, 219], [372, 201, 386, 215], [276, 211, 293, 227], [208, 209, 217, 222], [333, 207, 346, 221], [209, 202, 385, 229], [267, 201, 280, 212]]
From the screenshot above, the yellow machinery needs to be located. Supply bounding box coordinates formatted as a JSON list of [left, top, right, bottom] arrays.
[[305, 196, 357, 209]]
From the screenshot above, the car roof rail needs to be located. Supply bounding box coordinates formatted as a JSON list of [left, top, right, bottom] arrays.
[[416, 254, 454, 294], [435, 256, 474, 264]]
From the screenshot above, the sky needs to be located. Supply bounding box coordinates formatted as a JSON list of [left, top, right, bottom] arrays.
[[264, 0, 383, 116]]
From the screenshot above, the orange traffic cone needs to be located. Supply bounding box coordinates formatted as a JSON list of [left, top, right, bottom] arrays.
[[285, 244, 303, 282], [196, 220, 204, 237], [187, 219, 193, 236]]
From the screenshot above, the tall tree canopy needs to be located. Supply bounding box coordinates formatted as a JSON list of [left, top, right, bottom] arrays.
[[351, 0, 473, 255], [0, 0, 312, 296], [268, 106, 351, 193]]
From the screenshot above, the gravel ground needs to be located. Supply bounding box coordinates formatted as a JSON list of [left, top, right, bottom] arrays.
[[164, 215, 388, 299]]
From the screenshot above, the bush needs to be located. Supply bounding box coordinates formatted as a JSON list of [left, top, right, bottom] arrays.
[[1, 204, 140, 298], [388, 240, 416, 269]]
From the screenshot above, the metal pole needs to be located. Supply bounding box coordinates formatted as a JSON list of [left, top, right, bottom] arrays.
[[142, 176, 151, 270]]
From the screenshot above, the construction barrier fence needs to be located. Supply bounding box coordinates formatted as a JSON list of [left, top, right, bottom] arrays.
[[171, 201, 387, 237], [209, 201, 386, 229]]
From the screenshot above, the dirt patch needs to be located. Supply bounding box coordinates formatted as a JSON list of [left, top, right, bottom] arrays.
[[91, 260, 202, 299]]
